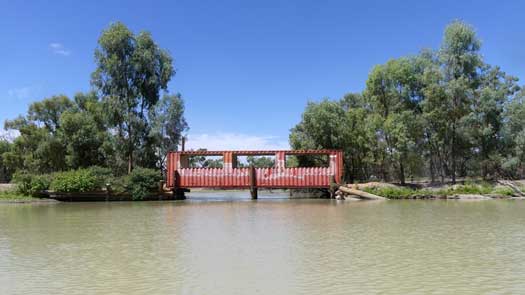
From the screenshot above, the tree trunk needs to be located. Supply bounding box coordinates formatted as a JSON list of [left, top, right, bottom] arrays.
[[429, 153, 435, 184], [128, 123, 133, 174], [338, 186, 387, 200], [451, 123, 457, 184], [399, 158, 406, 185]]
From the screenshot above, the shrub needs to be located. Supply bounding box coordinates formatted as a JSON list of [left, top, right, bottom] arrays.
[[50, 169, 100, 193], [446, 183, 492, 195], [362, 186, 416, 199], [491, 186, 515, 196], [124, 167, 162, 200], [31, 174, 53, 195], [12, 171, 52, 196], [87, 166, 114, 188], [12, 172, 33, 195]]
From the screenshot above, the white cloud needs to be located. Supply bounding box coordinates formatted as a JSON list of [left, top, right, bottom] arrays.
[[49, 42, 71, 56], [185, 132, 289, 151], [7, 87, 31, 100], [0, 129, 20, 142]]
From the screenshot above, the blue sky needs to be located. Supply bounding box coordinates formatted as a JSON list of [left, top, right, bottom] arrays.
[[1, 0, 524, 149]]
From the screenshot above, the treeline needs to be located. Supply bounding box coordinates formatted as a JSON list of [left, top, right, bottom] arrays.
[[0, 22, 188, 182], [290, 21, 525, 184]]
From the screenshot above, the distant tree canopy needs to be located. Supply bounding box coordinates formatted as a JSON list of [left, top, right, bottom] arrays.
[[290, 21, 523, 183], [1, 22, 187, 180]]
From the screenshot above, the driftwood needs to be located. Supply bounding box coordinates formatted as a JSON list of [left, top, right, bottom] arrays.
[[337, 186, 387, 201], [497, 180, 525, 197]]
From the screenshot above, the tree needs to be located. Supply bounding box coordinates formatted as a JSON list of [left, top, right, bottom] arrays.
[[289, 97, 376, 182], [289, 99, 349, 169], [438, 20, 482, 183], [3, 116, 67, 173], [150, 93, 188, 173], [364, 58, 423, 184], [28, 95, 74, 133], [246, 156, 275, 168], [465, 66, 519, 179], [0, 140, 13, 182], [503, 90, 525, 178], [290, 20, 522, 184], [91, 22, 174, 173]]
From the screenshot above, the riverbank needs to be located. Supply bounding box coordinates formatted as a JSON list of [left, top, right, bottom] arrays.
[[0, 191, 58, 203], [2, 180, 524, 202], [348, 180, 525, 200]]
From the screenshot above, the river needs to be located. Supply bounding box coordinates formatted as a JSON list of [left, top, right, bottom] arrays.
[[1, 191, 525, 294]]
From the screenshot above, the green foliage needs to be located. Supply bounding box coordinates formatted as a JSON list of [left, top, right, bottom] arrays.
[[50, 169, 101, 193], [446, 183, 493, 195], [1, 22, 186, 178], [123, 167, 161, 200], [28, 95, 74, 133], [290, 20, 523, 183], [150, 94, 189, 172], [363, 186, 416, 199], [12, 172, 52, 196], [363, 182, 514, 199], [91, 22, 175, 173], [246, 156, 275, 168], [0, 140, 13, 182], [491, 186, 515, 196], [0, 191, 36, 201]]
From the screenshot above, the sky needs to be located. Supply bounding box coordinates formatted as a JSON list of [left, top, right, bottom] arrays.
[[1, 0, 524, 150]]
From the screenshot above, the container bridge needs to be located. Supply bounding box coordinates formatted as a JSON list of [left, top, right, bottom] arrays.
[[166, 150, 343, 199]]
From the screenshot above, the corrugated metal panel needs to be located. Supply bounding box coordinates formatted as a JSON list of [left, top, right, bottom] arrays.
[[167, 150, 343, 189]]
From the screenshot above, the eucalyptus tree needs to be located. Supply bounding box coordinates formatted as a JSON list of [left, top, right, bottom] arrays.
[[289, 99, 349, 170], [91, 22, 174, 173], [465, 66, 519, 179], [28, 95, 74, 133], [0, 140, 13, 182], [289, 97, 375, 182], [150, 93, 188, 173], [502, 90, 525, 178], [364, 58, 423, 184], [438, 20, 483, 183]]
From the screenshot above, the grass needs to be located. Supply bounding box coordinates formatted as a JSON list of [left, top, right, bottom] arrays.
[[0, 191, 38, 202], [362, 182, 517, 199]]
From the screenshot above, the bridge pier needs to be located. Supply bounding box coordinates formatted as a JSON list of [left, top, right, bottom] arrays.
[[250, 187, 258, 199], [249, 165, 257, 200], [173, 188, 188, 200]]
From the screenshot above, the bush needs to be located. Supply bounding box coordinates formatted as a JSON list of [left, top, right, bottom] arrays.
[[446, 183, 493, 195], [363, 186, 416, 199], [124, 167, 161, 200], [87, 166, 114, 188], [12, 171, 52, 196], [491, 186, 515, 196], [31, 174, 53, 195], [50, 169, 101, 193]]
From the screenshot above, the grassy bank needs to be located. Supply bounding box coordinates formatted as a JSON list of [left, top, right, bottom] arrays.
[[361, 182, 519, 199], [0, 191, 39, 202]]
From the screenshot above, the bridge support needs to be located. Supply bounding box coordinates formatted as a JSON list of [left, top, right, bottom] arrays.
[[249, 165, 257, 200], [173, 188, 188, 200]]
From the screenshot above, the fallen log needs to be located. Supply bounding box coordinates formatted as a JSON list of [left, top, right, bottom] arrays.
[[497, 180, 525, 197], [338, 186, 387, 201]]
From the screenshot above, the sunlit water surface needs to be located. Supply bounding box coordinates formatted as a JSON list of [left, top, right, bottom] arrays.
[[1, 191, 525, 294]]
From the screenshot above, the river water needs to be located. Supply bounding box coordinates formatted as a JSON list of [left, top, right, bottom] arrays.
[[1, 191, 525, 294]]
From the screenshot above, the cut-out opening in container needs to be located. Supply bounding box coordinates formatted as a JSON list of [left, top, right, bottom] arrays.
[[285, 154, 329, 168], [187, 155, 224, 168], [235, 155, 276, 168]]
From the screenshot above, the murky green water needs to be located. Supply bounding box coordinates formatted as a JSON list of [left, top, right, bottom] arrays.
[[1, 191, 525, 294]]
